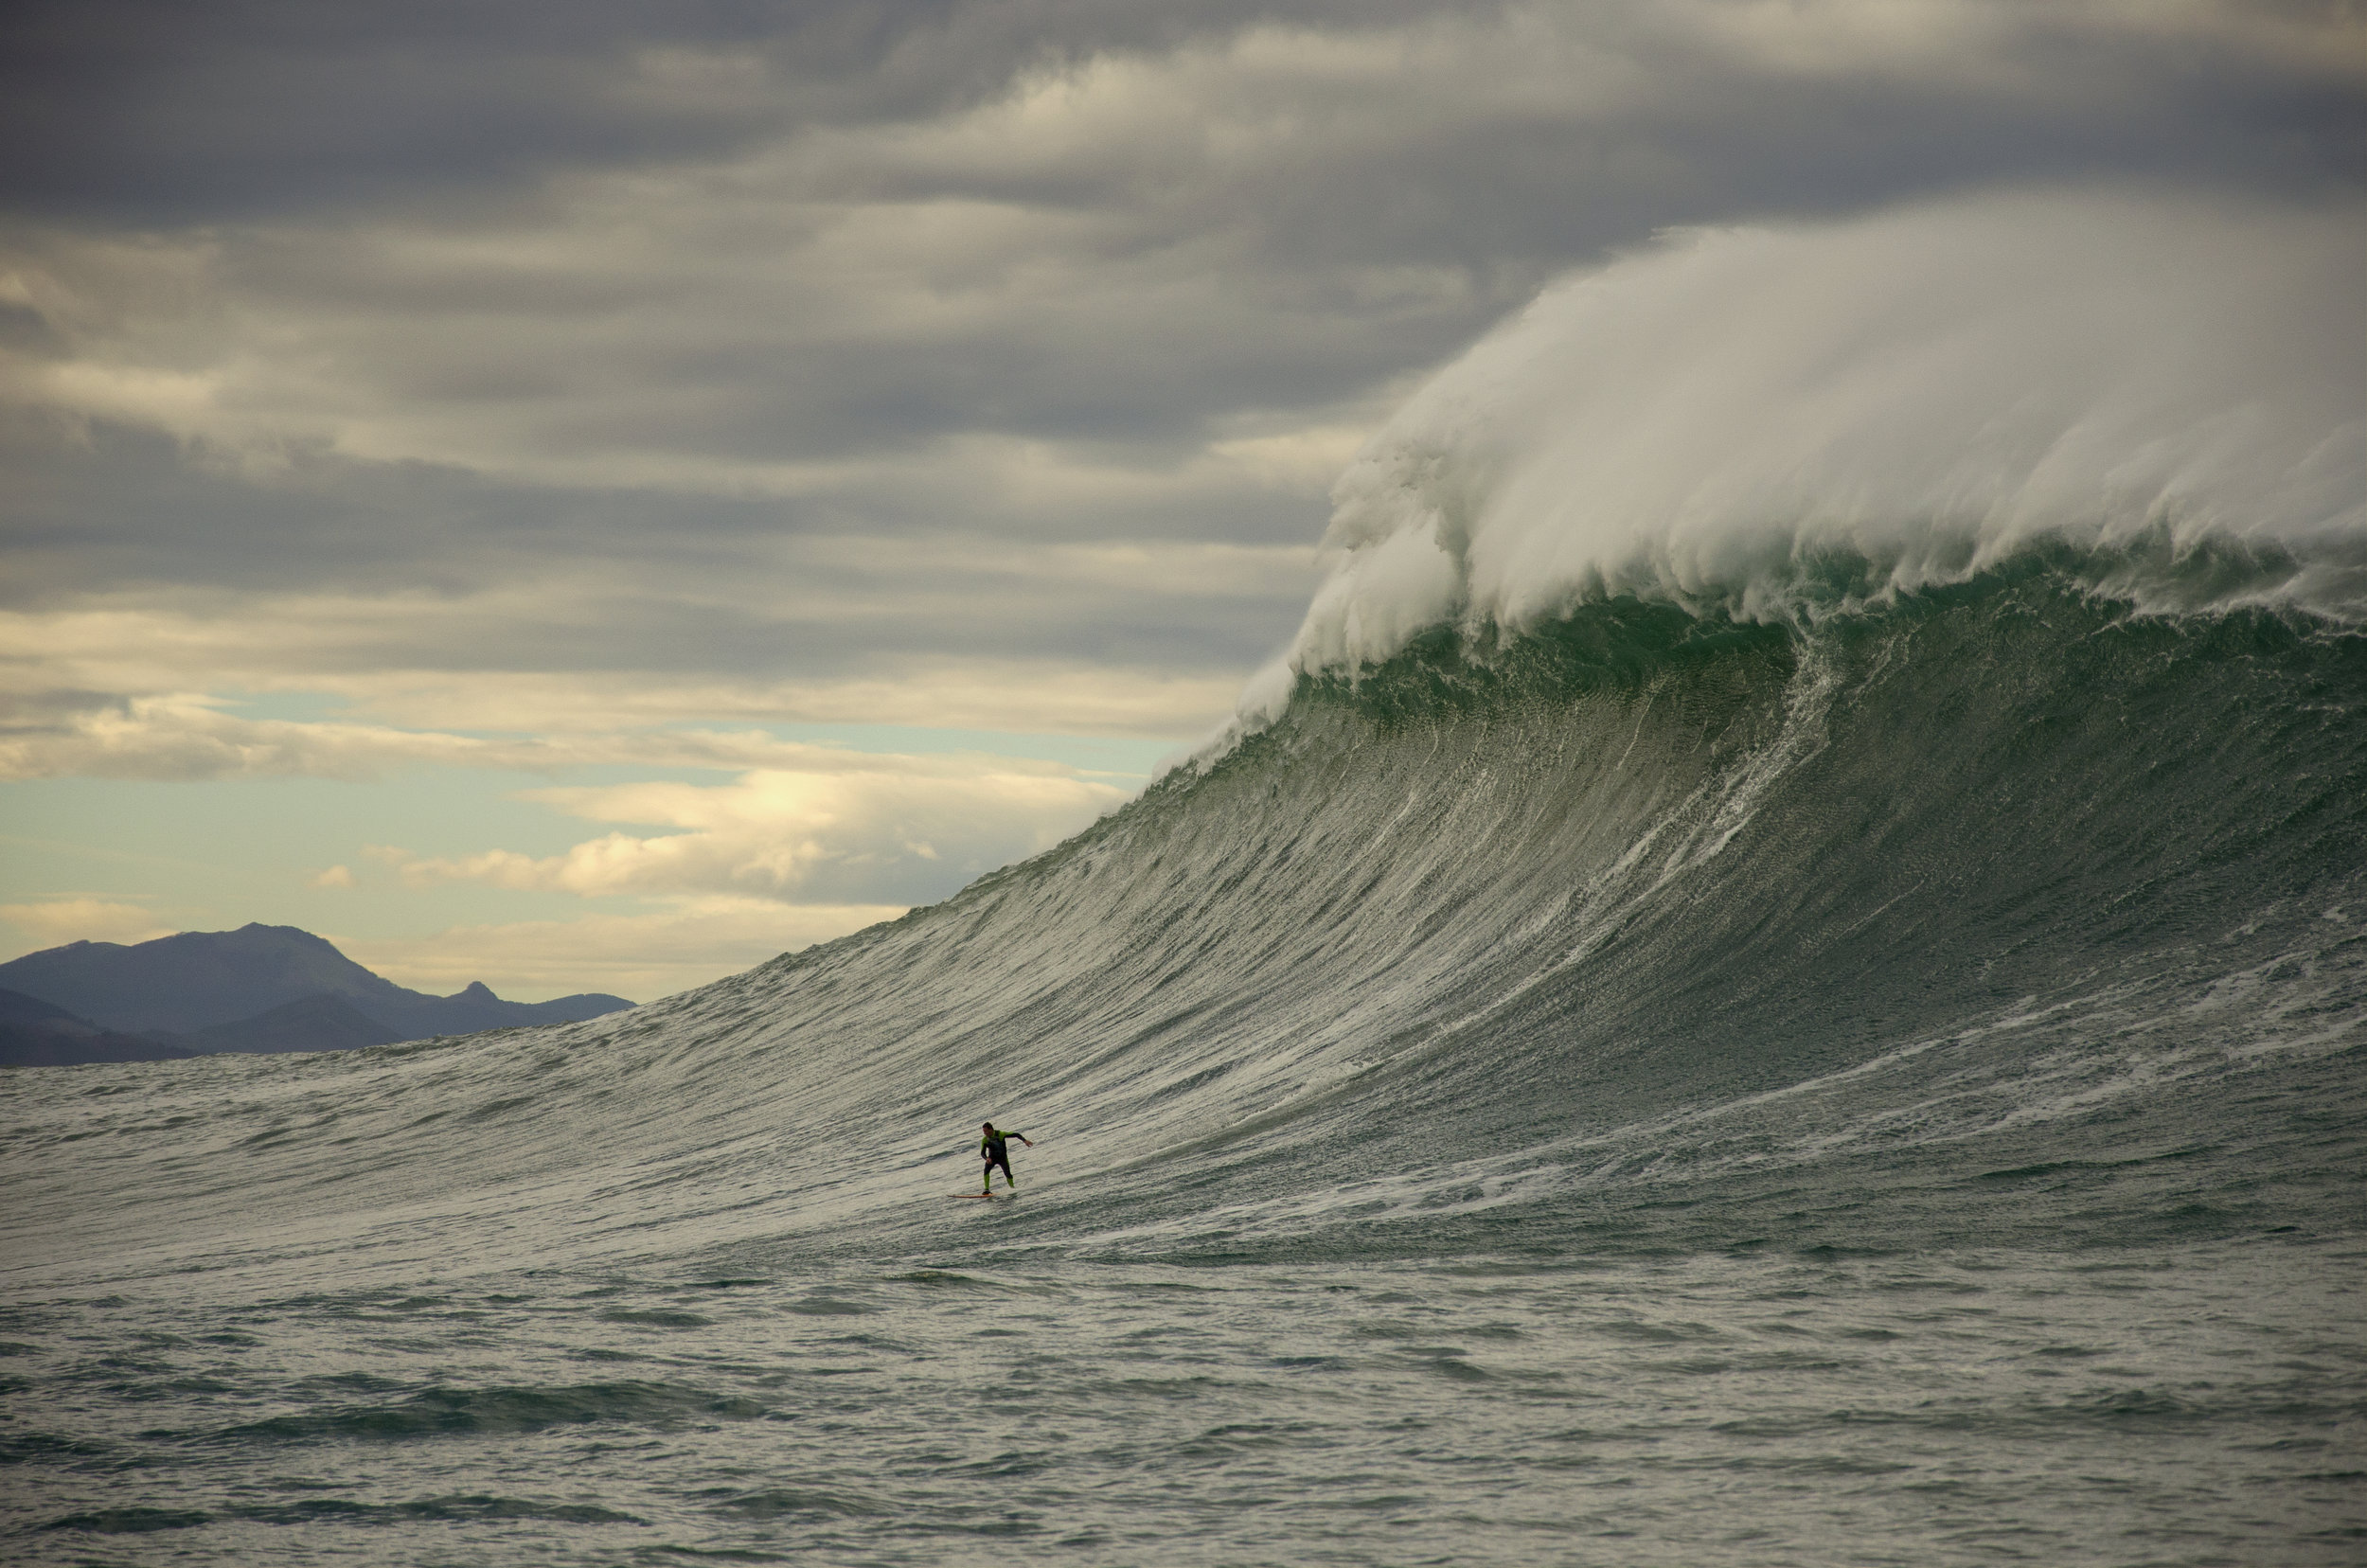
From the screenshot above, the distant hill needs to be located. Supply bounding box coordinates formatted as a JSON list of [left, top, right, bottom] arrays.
[[0, 987, 195, 1067], [0, 925, 636, 1061], [181, 992, 404, 1055]]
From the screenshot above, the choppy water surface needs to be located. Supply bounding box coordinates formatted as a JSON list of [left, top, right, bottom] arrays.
[[9, 1240, 2361, 1566]]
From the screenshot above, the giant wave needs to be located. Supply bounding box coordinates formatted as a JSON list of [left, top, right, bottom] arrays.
[[9, 192, 2362, 1291]]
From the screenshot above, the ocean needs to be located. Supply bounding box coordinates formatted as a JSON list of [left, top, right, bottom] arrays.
[[4, 194, 2363, 1564]]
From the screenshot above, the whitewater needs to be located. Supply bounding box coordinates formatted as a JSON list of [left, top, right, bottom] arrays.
[[5, 192, 2363, 1565]]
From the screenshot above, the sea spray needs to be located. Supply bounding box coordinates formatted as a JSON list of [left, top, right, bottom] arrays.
[[1262, 191, 2365, 716]]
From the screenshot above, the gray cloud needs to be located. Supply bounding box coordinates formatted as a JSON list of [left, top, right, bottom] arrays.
[[0, 0, 841, 221], [0, 0, 1458, 221], [0, 415, 1318, 675], [9, 3, 2358, 223], [2, 0, 2360, 739]]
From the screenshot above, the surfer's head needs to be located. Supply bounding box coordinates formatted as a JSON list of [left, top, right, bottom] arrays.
[[982, 1122, 994, 1133]]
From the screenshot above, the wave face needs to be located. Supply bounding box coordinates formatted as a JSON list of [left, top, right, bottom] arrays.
[[6, 192, 2364, 1564], [737, 575, 2367, 1256], [11, 568, 2360, 1281]]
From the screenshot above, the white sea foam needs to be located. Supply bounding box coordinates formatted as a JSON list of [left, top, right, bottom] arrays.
[[1255, 189, 2364, 717]]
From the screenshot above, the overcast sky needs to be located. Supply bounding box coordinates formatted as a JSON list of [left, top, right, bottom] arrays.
[[3, 0, 2361, 1000]]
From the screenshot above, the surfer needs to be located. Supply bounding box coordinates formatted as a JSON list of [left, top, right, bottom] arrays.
[[980, 1122, 1032, 1194]]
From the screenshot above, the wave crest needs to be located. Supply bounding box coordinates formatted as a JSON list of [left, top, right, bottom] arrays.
[[1272, 189, 2364, 709]]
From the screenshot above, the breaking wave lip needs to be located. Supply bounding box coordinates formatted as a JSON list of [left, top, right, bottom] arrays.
[[1203, 188, 2366, 761]]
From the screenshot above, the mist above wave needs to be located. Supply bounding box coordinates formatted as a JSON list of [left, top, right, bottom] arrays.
[[1241, 190, 2363, 730]]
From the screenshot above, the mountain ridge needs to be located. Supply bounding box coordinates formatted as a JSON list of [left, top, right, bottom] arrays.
[[0, 924, 635, 1062], [0, 986, 197, 1067]]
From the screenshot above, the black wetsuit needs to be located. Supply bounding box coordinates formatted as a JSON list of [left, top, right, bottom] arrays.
[[980, 1130, 1020, 1187]]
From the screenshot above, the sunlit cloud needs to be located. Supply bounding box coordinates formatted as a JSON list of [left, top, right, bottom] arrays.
[[381, 755, 1126, 906], [0, 530, 1310, 767], [0, 682, 1219, 784]]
